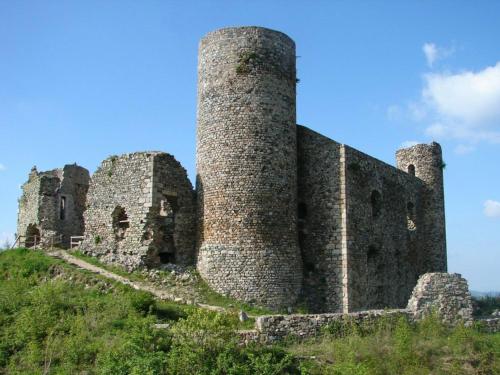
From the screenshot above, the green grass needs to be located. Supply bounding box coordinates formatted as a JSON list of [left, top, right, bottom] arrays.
[[2, 248, 499, 374], [70, 249, 148, 282], [290, 314, 500, 374], [71, 249, 274, 316], [0, 248, 296, 374], [195, 277, 274, 316]]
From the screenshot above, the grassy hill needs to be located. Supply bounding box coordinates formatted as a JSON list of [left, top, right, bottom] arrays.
[[0, 248, 499, 374]]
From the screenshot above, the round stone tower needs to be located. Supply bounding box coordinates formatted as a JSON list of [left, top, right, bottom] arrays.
[[196, 26, 302, 310], [396, 142, 447, 272]]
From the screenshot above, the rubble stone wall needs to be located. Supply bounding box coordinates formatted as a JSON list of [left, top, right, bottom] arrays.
[[255, 309, 410, 343], [297, 126, 345, 313], [342, 146, 426, 311], [396, 143, 447, 273], [17, 165, 89, 248], [196, 26, 302, 310], [407, 272, 473, 325], [80, 152, 195, 269]]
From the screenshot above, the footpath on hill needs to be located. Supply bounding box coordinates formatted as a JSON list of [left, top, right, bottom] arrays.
[[46, 249, 231, 315]]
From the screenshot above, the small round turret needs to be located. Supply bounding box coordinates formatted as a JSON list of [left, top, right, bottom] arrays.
[[396, 142, 447, 272]]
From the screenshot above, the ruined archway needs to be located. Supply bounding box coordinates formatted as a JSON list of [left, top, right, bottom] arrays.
[[25, 224, 40, 248]]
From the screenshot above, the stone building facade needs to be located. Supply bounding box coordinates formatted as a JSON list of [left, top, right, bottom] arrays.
[[195, 27, 447, 312], [17, 164, 89, 248], [79, 152, 196, 269], [17, 26, 448, 313]]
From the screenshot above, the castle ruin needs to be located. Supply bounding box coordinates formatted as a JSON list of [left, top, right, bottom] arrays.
[[17, 26, 447, 313], [17, 164, 89, 248]]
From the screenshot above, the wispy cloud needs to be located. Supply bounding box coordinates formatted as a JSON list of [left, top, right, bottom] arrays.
[[423, 43, 438, 67], [484, 200, 500, 218], [0, 163, 5, 171], [422, 42, 454, 67], [454, 144, 475, 155]]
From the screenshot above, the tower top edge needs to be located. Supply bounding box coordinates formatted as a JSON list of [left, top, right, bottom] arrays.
[[201, 26, 295, 45]]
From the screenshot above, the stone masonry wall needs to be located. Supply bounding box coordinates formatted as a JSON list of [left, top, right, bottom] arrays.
[[255, 309, 410, 343], [252, 272, 473, 343], [196, 27, 302, 310], [17, 165, 89, 248], [297, 126, 345, 313], [17, 168, 42, 245], [80, 152, 195, 270], [342, 146, 426, 311], [407, 272, 473, 325], [152, 153, 197, 266]]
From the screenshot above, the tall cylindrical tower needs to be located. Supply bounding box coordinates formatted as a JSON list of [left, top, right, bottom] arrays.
[[196, 27, 302, 309], [396, 142, 447, 273]]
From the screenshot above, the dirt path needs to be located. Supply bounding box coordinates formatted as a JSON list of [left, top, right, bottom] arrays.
[[46, 250, 227, 314]]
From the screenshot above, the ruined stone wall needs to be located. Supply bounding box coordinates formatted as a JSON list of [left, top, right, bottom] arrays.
[[17, 169, 42, 245], [255, 309, 410, 343], [251, 272, 473, 343], [80, 152, 195, 269], [396, 143, 447, 273], [151, 154, 197, 266], [297, 126, 345, 313], [196, 26, 302, 310], [407, 272, 473, 325], [342, 146, 426, 311], [17, 165, 89, 248], [57, 165, 90, 247]]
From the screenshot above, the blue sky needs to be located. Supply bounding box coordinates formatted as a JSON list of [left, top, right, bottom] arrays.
[[1, 1, 499, 291]]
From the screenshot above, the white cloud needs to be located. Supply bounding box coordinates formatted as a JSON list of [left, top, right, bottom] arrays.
[[400, 140, 420, 148], [418, 62, 500, 145], [423, 43, 454, 67], [0, 163, 5, 171], [423, 63, 500, 125], [484, 200, 500, 218]]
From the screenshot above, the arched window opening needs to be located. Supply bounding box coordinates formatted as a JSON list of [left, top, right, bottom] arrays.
[[25, 224, 41, 248], [408, 164, 415, 176], [112, 206, 129, 241], [407, 202, 417, 231], [371, 190, 382, 218]]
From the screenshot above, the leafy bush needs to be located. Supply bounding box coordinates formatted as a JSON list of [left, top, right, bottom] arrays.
[[473, 295, 500, 317]]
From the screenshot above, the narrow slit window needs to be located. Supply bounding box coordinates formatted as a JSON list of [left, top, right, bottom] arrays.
[[371, 190, 382, 218], [407, 202, 417, 231], [60, 196, 66, 220]]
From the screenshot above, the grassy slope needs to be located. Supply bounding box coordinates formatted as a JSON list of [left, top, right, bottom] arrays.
[[0, 248, 499, 374], [69, 249, 274, 316]]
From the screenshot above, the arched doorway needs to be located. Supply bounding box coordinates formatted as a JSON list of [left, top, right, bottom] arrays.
[[25, 224, 41, 248]]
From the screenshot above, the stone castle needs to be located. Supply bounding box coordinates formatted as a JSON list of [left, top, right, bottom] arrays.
[[17, 26, 447, 313]]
